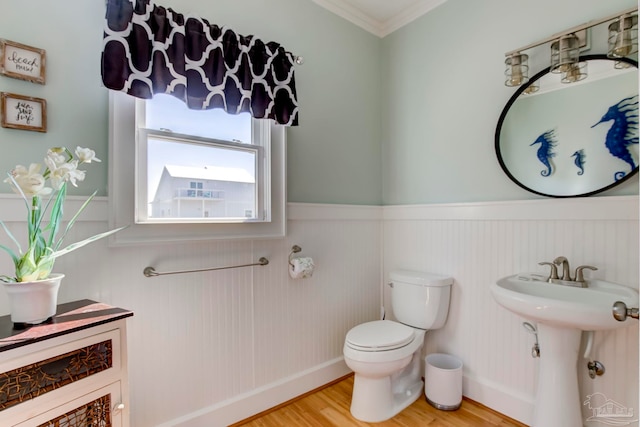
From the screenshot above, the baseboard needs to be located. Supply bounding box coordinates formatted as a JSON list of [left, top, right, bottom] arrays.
[[157, 358, 351, 427], [463, 373, 534, 425]]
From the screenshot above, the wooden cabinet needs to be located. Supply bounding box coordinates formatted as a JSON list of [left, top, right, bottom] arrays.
[[0, 300, 133, 427]]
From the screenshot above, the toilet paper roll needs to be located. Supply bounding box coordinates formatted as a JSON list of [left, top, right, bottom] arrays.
[[289, 257, 315, 279]]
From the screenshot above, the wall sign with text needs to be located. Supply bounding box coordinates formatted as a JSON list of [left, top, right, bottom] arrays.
[[1, 92, 47, 132], [0, 39, 46, 85]]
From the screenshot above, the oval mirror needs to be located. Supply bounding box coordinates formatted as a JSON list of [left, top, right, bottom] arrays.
[[496, 54, 638, 197]]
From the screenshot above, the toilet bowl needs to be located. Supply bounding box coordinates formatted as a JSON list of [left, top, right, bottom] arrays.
[[344, 320, 426, 422], [343, 270, 452, 422]]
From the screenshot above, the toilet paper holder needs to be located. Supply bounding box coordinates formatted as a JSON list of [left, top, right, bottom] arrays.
[[288, 245, 302, 266]]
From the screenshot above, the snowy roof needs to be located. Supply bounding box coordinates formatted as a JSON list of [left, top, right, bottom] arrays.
[[164, 165, 255, 183]]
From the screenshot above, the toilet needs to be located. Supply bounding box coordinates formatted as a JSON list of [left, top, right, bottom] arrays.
[[343, 270, 453, 422]]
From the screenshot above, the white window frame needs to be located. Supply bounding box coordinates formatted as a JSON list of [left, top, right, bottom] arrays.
[[108, 91, 286, 245]]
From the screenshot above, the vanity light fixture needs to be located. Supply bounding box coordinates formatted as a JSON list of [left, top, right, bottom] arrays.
[[504, 6, 637, 89], [504, 53, 530, 87], [561, 62, 588, 84], [613, 59, 634, 70], [550, 33, 588, 84], [550, 34, 582, 74], [522, 81, 539, 95], [608, 12, 638, 67]]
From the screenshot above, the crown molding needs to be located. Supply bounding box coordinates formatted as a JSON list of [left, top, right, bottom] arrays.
[[312, 0, 384, 36], [312, 0, 448, 37], [380, 0, 448, 37]]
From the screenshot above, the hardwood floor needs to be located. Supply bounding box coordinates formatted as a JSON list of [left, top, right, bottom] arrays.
[[234, 375, 528, 427]]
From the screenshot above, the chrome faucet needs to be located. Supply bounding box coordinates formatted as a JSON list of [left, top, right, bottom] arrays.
[[538, 256, 598, 288]]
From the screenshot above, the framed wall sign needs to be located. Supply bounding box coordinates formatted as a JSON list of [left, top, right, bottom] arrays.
[[1, 92, 47, 132], [0, 39, 46, 84]]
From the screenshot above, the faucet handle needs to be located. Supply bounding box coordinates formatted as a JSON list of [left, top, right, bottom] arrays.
[[539, 262, 559, 281], [575, 265, 597, 282]]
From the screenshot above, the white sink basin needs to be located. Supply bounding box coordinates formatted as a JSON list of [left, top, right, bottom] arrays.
[[491, 273, 639, 331], [492, 272, 639, 426]]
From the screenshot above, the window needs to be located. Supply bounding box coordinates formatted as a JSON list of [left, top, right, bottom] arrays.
[[108, 92, 286, 244], [136, 94, 270, 224]]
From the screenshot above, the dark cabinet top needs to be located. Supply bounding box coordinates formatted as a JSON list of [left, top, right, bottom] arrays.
[[0, 299, 133, 352]]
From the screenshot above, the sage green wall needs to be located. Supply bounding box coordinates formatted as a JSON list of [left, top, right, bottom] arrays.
[[381, 0, 639, 204], [0, 1, 108, 196], [2, 1, 638, 205], [0, 0, 382, 204]]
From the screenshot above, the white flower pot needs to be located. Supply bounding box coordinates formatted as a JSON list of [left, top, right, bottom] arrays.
[[2, 273, 64, 324]]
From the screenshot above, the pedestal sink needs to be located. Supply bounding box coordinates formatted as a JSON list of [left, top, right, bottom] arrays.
[[490, 273, 639, 427]]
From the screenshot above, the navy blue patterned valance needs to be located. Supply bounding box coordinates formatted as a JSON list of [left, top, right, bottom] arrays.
[[102, 0, 299, 126]]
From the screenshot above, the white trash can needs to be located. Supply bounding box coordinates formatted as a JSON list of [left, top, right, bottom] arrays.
[[425, 353, 463, 411]]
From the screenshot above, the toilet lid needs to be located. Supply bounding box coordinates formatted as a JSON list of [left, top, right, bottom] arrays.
[[346, 320, 415, 351]]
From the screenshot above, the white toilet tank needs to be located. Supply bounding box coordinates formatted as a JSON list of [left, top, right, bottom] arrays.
[[390, 270, 453, 330]]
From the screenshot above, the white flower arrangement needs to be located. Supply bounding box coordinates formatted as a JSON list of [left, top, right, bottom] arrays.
[[0, 146, 123, 283]]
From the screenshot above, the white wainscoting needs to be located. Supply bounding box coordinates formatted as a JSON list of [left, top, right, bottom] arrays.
[[0, 195, 636, 426], [383, 196, 639, 426], [0, 197, 382, 427]]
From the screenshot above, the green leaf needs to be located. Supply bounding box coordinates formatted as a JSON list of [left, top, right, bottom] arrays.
[[38, 226, 127, 265], [53, 190, 96, 251], [0, 243, 19, 266], [28, 196, 44, 247], [5, 173, 30, 209], [0, 219, 22, 255], [45, 182, 66, 247], [16, 245, 39, 280]]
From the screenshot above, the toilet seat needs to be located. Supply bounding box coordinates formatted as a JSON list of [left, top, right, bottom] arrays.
[[345, 320, 415, 352]]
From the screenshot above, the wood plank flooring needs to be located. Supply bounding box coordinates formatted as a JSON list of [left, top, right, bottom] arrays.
[[234, 375, 528, 426]]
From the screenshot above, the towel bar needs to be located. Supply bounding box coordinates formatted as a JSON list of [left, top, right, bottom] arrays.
[[143, 257, 269, 277]]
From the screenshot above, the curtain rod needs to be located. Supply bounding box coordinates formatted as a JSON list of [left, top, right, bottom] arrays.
[[505, 6, 638, 57]]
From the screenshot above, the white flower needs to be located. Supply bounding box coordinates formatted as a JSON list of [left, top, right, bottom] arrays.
[[48, 160, 86, 189], [5, 164, 52, 197], [46, 147, 67, 167], [75, 147, 101, 163]]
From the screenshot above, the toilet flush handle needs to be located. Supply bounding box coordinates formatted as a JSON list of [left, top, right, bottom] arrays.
[[387, 282, 394, 288]]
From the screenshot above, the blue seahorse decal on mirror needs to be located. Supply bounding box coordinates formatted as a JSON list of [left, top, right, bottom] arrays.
[[591, 95, 639, 181], [571, 149, 585, 175], [530, 129, 557, 177]]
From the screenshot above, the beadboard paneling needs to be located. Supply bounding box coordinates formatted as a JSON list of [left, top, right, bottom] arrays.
[[0, 199, 381, 427], [0, 196, 636, 426]]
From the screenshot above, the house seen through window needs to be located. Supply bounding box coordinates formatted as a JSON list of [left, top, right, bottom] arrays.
[[136, 94, 271, 223]]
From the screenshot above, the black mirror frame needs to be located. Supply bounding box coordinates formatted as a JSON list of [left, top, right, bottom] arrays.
[[495, 54, 639, 198]]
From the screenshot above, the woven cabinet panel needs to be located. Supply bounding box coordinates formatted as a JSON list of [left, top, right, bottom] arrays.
[[0, 340, 112, 411], [37, 393, 111, 427]]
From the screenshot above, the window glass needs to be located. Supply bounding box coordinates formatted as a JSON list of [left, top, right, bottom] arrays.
[[144, 135, 259, 221], [144, 94, 252, 143], [136, 95, 268, 223]]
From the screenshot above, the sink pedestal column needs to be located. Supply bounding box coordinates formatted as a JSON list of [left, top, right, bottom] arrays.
[[533, 324, 583, 427]]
